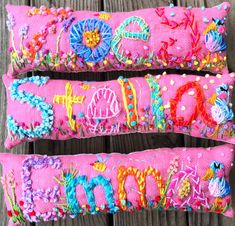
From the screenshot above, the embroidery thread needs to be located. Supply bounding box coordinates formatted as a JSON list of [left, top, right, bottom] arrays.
[[118, 76, 138, 128], [53, 82, 85, 131], [145, 74, 166, 130], [7, 76, 54, 140], [70, 18, 112, 63]]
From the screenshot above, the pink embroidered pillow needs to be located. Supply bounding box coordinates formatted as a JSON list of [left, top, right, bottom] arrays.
[[0, 145, 234, 226], [6, 2, 230, 76], [3, 72, 235, 149]]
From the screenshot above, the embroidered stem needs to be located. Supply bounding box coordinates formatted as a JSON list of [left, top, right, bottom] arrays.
[[56, 29, 64, 54]]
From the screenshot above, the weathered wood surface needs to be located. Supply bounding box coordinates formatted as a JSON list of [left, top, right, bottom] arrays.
[[0, 1, 234, 226]]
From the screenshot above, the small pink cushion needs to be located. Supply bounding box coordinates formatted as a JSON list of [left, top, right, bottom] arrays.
[[0, 145, 234, 226], [3, 72, 235, 149], [6, 3, 230, 76]]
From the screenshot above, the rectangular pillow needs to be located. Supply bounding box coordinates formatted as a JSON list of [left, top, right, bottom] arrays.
[[0, 145, 234, 226], [3, 72, 235, 149], [6, 2, 230, 76]]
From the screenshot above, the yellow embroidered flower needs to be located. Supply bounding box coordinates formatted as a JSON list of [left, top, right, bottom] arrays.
[[80, 83, 91, 90], [83, 29, 101, 49], [99, 13, 111, 20], [178, 177, 191, 199]]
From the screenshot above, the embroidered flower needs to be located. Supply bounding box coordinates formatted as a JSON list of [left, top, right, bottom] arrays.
[[218, 25, 225, 34], [70, 18, 112, 63], [6, 13, 15, 31], [19, 24, 29, 37]]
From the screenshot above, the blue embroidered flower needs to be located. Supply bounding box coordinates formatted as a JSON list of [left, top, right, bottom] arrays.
[[70, 18, 112, 63]]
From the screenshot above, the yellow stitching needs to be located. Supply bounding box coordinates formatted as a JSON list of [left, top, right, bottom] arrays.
[[53, 82, 85, 131]]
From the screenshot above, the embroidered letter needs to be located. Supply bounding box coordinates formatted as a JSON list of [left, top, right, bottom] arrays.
[[22, 156, 62, 221], [59, 172, 117, 214], [145, 74, 166, 130], [118, 77, 138, 128], [117, 166, 165, 210], [170, 81, 216, 127], [53, 82, 85, 131], [111, 16, 150, 64], [7, 76, 54, 140]]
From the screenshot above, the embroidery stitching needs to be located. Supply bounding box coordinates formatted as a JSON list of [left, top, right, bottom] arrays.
[[22, 156, 62, 222], [7, 76, 54, 140], [53, 82, 85, 131], [55, 168, 118, 215], [70, 18, 112, 63], [117, 166, 165, 210], [118, 76, 138, 128], [111, 16, 150, 65], [170, 81, 216, 127], [145, 74, 166, 130]]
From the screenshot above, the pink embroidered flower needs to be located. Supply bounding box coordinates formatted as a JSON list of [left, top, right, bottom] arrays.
[[216, 169, 225, 178], [7, 170, 15, 188], [0, 176, 7, 190], [218, 25, 225, 34], [167, 157, 179, 175]]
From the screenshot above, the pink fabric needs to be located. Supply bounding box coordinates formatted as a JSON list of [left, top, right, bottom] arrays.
[[0, 145, 234, 226], [3, 72, 235, 149], [6, 3, 230, 76]]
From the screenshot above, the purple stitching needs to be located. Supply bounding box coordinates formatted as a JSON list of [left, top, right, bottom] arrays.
[[21, 156, 62, 221]]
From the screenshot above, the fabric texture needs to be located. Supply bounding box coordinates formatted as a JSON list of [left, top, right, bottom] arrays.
[[0, 145, 234, 226], [6, 2, 230, 76], [3, 72, 235, 149]]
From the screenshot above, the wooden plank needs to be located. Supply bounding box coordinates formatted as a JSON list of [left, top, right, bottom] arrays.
[[0, 0, 32, 226], [103, 1, 187, 226], [29, 1, 110, 226], [177, 1, 235, 226]]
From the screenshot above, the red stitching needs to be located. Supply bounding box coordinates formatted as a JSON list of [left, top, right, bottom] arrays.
[[170, 82, 217, 127]]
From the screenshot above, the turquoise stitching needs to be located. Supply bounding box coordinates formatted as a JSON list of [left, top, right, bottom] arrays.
[[65, 173, 118, 215], [145, 75, 166, 130], [111, 16, 150, 64], [7, 76, 54, 139]]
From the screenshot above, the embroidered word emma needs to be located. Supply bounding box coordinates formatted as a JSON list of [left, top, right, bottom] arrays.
[[6, 3, 230, 76], [3, 73, 235, 149], [0, 145, 234, 225]]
